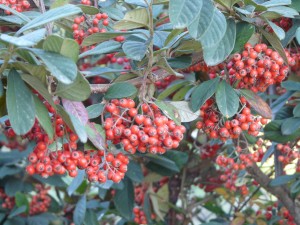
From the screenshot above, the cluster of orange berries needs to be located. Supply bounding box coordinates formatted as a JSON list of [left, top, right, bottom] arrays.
[[196, 97, 268, 141], [270, 17, 293, 32], [225, 43, 294, 92], [133, 207, 155, 224], [72, 13, 111, 45], [0, 0, 30, 14], [0, 185, 51, 216], [154, 75, 176, 89], [276, 143, 300, 171], [29, 184, 51, 215], [103, 99, 186, 154], [257, 203, 295, 225], [200, 143, 222, 160]]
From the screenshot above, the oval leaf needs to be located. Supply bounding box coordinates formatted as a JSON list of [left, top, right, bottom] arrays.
[[62, 99, 88, 125], [6, 69, 35, 135], [169, 101, 200, 122], [73, 195, 87, 225], [104, 82, 137, 99]]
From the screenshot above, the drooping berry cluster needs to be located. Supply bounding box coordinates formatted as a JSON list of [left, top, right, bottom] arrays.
[[196, 97, 268, 141], [103, 99, 186, 154], [29, 184, 51, 215], [0, 0, 30, 14], [72, 13, 111, 45], [227, 43, 294, 92]]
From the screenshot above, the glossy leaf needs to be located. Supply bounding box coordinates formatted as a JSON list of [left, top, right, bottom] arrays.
[[190, 77, 220, 112], [33, 95, 54, 139], [157, 80, 190, 100], [232, 22, 254, 53], [67, 170, 85, 196], [17, 4, 81, 35], [55, 73, 91, 101], [113, 177, 134, 220], [281, 117, 300, 135], [114, 8, 149, 30], [6, 69, 35, 135], [126, 161, 144, 183], [122, 40, 148, 61], [73, 195, 87, 225], [87, 103, 105, 119], [85, 122, 106, 150], [25, 48, 77, 84], [204, 19, 236, 66], [69, 114, 88, 143], [104, 82, 137, 99]]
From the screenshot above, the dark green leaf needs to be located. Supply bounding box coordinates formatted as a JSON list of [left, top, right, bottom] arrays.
[[7, 69, 35, 135], [78, 5, 99, 15], [87, 103, 105, 119], [82, 31, 134, 46], [126, 161, 144, 183], [281, 80, 300, 91], [293, 104, 300, 117], [291, 180, 300, 194], [271, 91, 295, 115], [33, 175, 67, 187], [104, 82, 137, 99], [143, 193, 153, 224], [164, 150, 188, 169], [157, 80, 190, 100], [55, 73, 91, 101], [33, 95, 54, 139], [203, 19, 236, 66], [122, 40, 147, 61], [113, 177, 134, 220], [84, 209, 98, 225], [264, 120, 300, 143], [232, 22, 254, 53], [74, 195, 87, 225], [25, 48, 77, 84], [8, 206, 26, 218], [15, 192, 29, 214], [5, 179, 23, 197], [190, 77, 220, 112], [261, 143, 275, 165], [145, 154, 180, 172], [281, 117, 300, 135], [67, 169, 85, 196]]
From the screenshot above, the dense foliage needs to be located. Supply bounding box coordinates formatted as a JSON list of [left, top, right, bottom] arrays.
[[1, 0, 300, 225]]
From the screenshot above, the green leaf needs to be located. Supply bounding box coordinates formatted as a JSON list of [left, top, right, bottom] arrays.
[[78, 5, 99, 15], [169, 101, 199, 122], [281, 117, 300, 135], [169, 0, 203, 28], [190, 77, 220, 112], [113, 177, 134, 220], [167, 56, 192, 69], [291, 0, 300, 11], [293, 104, 300, 117], [154, 100, 181, 125], [126, 161, 144, 183], [203, 19, 236, 66], [145, 154, 180, 172], [264, 120, 300, 143], [261, 0, 291, 7], [69, 114, 87, 143], [143, 193, 153, 224], [24, 48, 77, 84], [8, 206, 26, 218], [104, 82, 137, 99], [16, 4, 81, 35], [82, 31, 134, 46], [43, 35, 80, 62], [187, 0, 227, 48], [232, 22, 254, 53], [269, 174, 299, 187], [56, 105, 75, 132], [73, 195, 87, 225], [21, 74, 56, 108], [125, 0, 148, 7], [215, 0, 241, 8], [55, 73, 91, 101], [267, 6, 298, 18], [291, 180, 300, 194], [215, 80, 239, 118], [67, 169, 85, 196], [7, 69, 35, 135], [114, 8, 149, 30], [164, 150, 188, 169], [122, 40, 148, 61], [79, 40, 121, 58], [260, 28, 289, 64], [172, 85, 193, 101], [0, 80, 3, 97], [14, 62, 48, 83], [0, 29, 46, 47], [84, 210, 98, 225], [33, 95, 54, 139], [15, 192, 29, 214], [62, 99, 88, 125], [266, 19, 285, 40], [281, 80, 300, 91], [87, 103, 105, 119], [239, 89, 272, 119]]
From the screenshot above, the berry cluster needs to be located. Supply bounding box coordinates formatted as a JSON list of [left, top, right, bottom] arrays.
[[271, 18, 292, 32], [72, 13, 111, 45], [200, 143, 222, 160], [103, 99, 186, 154], [0, 189, 15, 210], [29, 184, 51, 215], [0, 0, 30, 14], [276, 143, 300, 172], [226, 43, 294, 92], [196, 97, 268, 141], [133, 207, 148, 224], [154, 75, 176, 89]]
